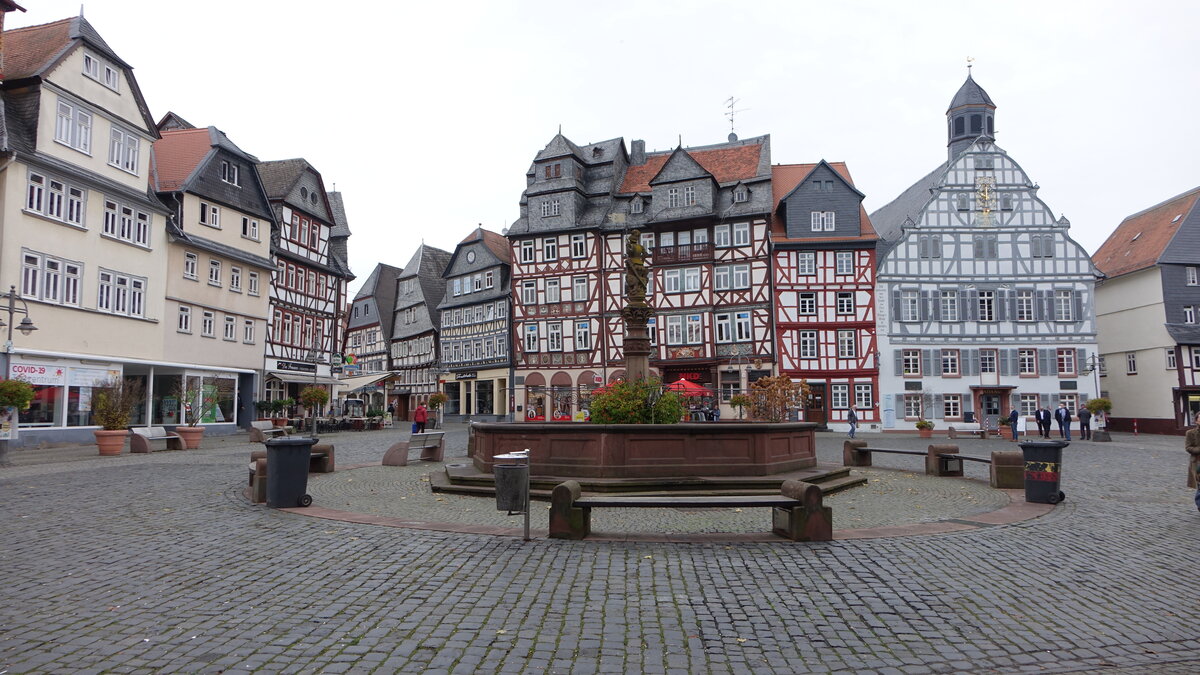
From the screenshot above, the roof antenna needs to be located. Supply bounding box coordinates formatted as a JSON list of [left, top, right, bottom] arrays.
[[677, 134, 682, 148], [725, 96, 749, 142], [558, 124, 562, 136], [80, 4, 85, 16]]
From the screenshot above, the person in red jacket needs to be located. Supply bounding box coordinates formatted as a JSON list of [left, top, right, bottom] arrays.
[[414, 404, 428, 433]]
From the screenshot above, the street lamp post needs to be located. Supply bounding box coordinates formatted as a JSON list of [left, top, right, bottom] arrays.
[[305, 341, 323, 438], [726, 351, 749, 419], [0, 285, 39, 465]]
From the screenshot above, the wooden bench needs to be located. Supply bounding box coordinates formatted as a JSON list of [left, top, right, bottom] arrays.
[[548, 479, 832, 541], [947, 422, 988, 439], [382, 431, 446, 466], [843, 440, 969, 477], [130, 426, 184, 453], [247, 443, 335, 504], [249, 420, 290, 443]]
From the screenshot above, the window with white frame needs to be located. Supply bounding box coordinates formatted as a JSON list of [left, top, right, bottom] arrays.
[[666, 315, 684, 345], [1183, 305, 1196, 324], [21, 251, 81, 306], [941, 349, 960, 375], [686, 314, 703, 343], [683, 267, 700, 292], [715, 314, 732, 342], [209, 259, 222, 286], [943, 394, 962, 419], [1016, 290, 1035, 322], [733, 186, 748, 202], [178, 305, 192, 333], [796, 251, 815, 275], [575, 321, 591, 350], [1193, 350, 1200, 370], [244, 319, 255, 344], [543, 238, 558, 260], [102, 199, 150, 246], [473, 274, 482, 292], [668, 187, 680, 208], [55, 98, 92, 153], [904, 394, 922, 419], [82, 52, 100, 79], [980, 349, 998, 374], [25, 172, 86, 226], [248, 272, 260, 296], [836, 292, 854, 315], [639, 232, 655, 254], [107, 127, 140, 174], [683, 185, 696, 206], [1019, 348, 1037, 375], [546, 278, 561, 304], [837, 329, 856, 358], [1187, 266, 1198, 286], [223, 315, 237, 341], [835, 251, 854, 275], [221, 160, 240, 186], [523, 325, 538, 352], [810, 211, 835, 231], [664, 269, 681, 293], [977, 290, 996, 321], [800, 331, 818, 358], [1059, 393, 1078, 412], [497, 300, 507, 318], [521, 281, 536, 305], [647, 317, 657, 346], [831, 384, 849, 409], [732, 264, 749, 289], [902, 349, 921, 375], [1057, 348, 1077, 375], [241, 217, 258, 240], [939, 290, 959, 321], [735, 312, 751, 341], [485, 270, 494, 288], [855, 384, 873, 410], [97, 269, 144, 317], [1018, 394, 1038, 417], [732, 222, 750, 246], [453, 278, 462, 296], [199, 202, 220, 228], [573, 276, 587, 300], [631, 198, 644, 214], [714, 266, 730, 291], [797, 292, 816, 315], [1054, 290, 1074, 321], [1166, 348, 1177, 370], [547, 322, 563, 351], [520, 240, 534, 263], [197, 310, 214, 337], [900, 290, 920, 321], [714, 224, 731, 248], [660, 232, 674, 248]]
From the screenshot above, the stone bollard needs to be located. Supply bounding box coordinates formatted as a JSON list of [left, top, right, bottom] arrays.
[[990, 450, 1024, 489], [843, 440, 871, 467], [775, 480, 833, 542], [251, 458, 268, 504], [926, 444, 963, 477], [549, 480, 588, 540], [382, 441, 411, 466]]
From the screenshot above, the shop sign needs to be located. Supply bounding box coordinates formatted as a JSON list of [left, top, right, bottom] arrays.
[[9, 362, 66, 386], [455, 372, 477, 380], [277, 360, 316, 373], [674, 372, 704, 382], [69, 367, 121, 387]]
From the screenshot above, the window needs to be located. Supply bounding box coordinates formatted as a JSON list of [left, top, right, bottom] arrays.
[[223, 316, 237, 341], [524, 325, 539, 352], [82, 52, 100, 79], [683, 267, 700, 292], [648, 317, 657, 346], [20, 251, 81, 307], [631, 198, 644, 214], [575, 322, 591, 350], [640, 232, 655, 254], [546, 278, 561, 304], [855, 384, 873, 410], [733, 222, 750, 246], [1166, 348, 1177, 370], [209, 260, 222, 286], [571, 234, 586, 258], [230, 267, 242, 292], [473, 274, 483, 292], [1019, 349, 1037, 375], [977, 291, 995, 322], [800, 331, 818, 358], [811, 211, 835, 231], [798, 293, 816, 315], [1187, 266, 1198, 286], [1057, 348, 1077, 375], [108, 127, 140, 174], [54, 99, 92, 153], [940, 290, 959, 321], [836, 292, 854, 315], [1183, 305, 1196, 324], [1031, 234, 1054, 258], [900, 290, 919, 322], [668, 187, 680, 208], [797, 252, 815, 275], [735, 312, 751, 341], [1060, 394, 1078, 412], [1193, 350, 1200, 370], [973, 234, 998, 259], [943, 394, 962, 419], [1054, 290, 1074, 321], [543, 163, 562, 179], [683, 185, 696, 206], [244, 319, 255, 344], [199, 202, 220, 228], [543, 238, 558, 260], [714, 224, 731, 248], [831, 385, 849, 409], [497, 301, 507, 318], [716, 314, 732, 342], [485, 270, 495, 288], [221, 161, 240, 186], [664, 269, 681, 293], [1016, 290, 1035, 322], [200, 311, 216, 338], [248, 272, 260, 296], [25, 172, 86, 226], [919, 235, 942, 258], [97, 270, 144, 317], [1001, 194, 1014, 210], [685, 314, 703, 344], [521, 281, 536, 305], [453, 278, 462, 296], [902, 350, 921, 375], [904, 394, 922, 419], [241, 217, 258, 240], [102, 199, 150, 246], [666, 315, 684, 345], [548, 322, 563, 351], [956, 193, 970, 211], [733, 187, 748, 203], [520, 240, 535, 263], [573, 276, 588, 300], [835, 252, 854, 275], [941, 349, 960, 375], [1019, 394, 1039, 417], [178, 306, 192, 333], [980, 349, 998, 374], [837, 330, 856, 358]]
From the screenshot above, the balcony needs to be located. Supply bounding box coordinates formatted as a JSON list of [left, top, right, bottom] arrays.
[[653, 243, 714, 264]]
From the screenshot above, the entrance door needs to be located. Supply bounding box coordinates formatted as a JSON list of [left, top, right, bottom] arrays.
[[806, 384, 827, 427], [980, 394, 1001, 431]]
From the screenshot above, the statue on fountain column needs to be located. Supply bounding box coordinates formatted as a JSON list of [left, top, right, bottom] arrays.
[[626, 230, 648, 304]]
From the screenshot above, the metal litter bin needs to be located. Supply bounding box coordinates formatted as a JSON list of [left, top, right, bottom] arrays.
[[494, 451, 530, 513], [266, 436, 318, 508], [1018, 440, 1068, 504]]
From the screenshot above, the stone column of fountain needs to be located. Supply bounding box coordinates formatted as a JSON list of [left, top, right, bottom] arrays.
[[620, 230, 652, 382]]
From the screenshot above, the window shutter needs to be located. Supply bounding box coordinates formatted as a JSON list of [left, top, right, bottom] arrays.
[[1073, 291, 1083, 323], [1039, 349, 1053, 375], [996, 290, 1009, 322], [934, 349, 943, 373], [1034, 290, 1046, 320], [1076, 348, 1087, 372], [1080, 393, 1089, 404], [891, 288, 900, 319], [920, 290, 931, 321], [933, 394, 944, 416], [894, 350, 903, 376], [999, 350, 1012, 376], [965, 289, 978, 320], [1051, 393, 1060, 407], [966, 349, 979, 375], [922, 349, 934, 376], [930, 290, 941, 321], [1010, 393, 1020, 410]]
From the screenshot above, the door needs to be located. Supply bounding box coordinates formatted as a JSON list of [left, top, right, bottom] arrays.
[[980, 394, 1001, 431], [806, 384, 827, 427]]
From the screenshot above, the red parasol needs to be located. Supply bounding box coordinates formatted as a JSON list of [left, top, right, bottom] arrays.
[[664, 379, 713, 397]]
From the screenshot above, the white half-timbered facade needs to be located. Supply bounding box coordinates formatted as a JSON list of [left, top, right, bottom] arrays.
[[872, 75, 1102, 432], [772, 161, 879, 430]]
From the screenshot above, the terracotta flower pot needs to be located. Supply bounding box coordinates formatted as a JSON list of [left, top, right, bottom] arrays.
[[94, 429, 129, 456], [176, 426, 205, 449], [918, 428, 933, 439]]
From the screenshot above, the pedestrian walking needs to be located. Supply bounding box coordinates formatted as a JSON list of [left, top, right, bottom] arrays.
[[1186, 412, 1200, 512], [847, 405, 858, 439], [1009, 407, 1020, 441], [414, 404, 428, 434], [1077, 405, 1092, 441], [1036, 406, 1052, 438], [1055, 403, 1072, 441]]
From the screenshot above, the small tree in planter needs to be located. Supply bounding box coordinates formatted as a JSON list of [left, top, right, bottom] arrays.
[[746, 375, 809, 423], [1086, 397, 1114, 440], [299, 386, 329, 437], [0, 378, 35, 464], [427, 392, 448, 429], [589, 379, 684, 425], [269, 398, 292, 426], [92, 377, 144, 455], [172, 379, 220, 448], [254, 400, 273, 420], [729, 394, 751, 420]]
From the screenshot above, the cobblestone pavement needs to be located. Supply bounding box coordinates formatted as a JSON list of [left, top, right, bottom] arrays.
[[1, 427, 1198, 674]]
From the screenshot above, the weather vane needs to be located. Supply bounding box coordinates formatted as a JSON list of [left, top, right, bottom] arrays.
[[967, 56, 975, 74]]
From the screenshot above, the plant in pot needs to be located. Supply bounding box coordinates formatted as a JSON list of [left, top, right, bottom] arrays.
[[588, 378, 684, 425], [728, 394, 751, 420], [427, 392, 448, 429], [172, 379, 219, 449], [915, 419, 935, 438], [91, 377, 143, 455], [254, 400, 273, 421], [1085, 397, 1114, 441], [0, 378, 35, 464], [299, 386, 329, 437]]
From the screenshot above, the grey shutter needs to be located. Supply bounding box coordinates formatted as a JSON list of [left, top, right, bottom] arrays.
[[917, 236, 928, 258], [934, 349, 944, 375], [1076, 348, 1087, 374], [959, 292, 970, 322], [1034, 290, 1047, 321], [1040, 393, 1049, 408], [1072, 291, 1083, 323], [1039, 348, 1053, 376], [1010, 393, 1020, 410], [967, 349, 980, 375], [891, 288, 901, 319], [996, 290, 1009, 322], [933, 394, 944, 417], [930, 290, 941, 321], [922, 349, 934, 376], [965, 289, 978, 320], [894, 350, 903, 376], [1080, 393, 1089, 404], [999, 349, 1012, 376], [988, 236, 999, 259], [920, 290, 930, 321]]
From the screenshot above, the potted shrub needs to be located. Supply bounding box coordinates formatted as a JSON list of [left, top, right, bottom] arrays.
[[270, 398, 293, 427], [427, 392, 448, 429], [729, 394, 751, 421], [173, 379, 219, 449], [1086, 397, 1114, 441], [0, 378, 35, 462], [589, 378, 685, 425], [92, 377, 143, 455], [915, 419, 935, 438], [299, 386, 330, 436], [254, 400, 272, 420]]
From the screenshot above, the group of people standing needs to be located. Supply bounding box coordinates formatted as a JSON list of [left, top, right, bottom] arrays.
[[1026, 403, 1094, 441]]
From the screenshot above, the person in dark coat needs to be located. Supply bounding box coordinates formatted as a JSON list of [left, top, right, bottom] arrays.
[[1036, 406, 1053, 439], [1008, 408, 1020, 441], [847, 405, 858, 439], [1054, 403, 1072, 441], [1077, 406, 1092, 441]]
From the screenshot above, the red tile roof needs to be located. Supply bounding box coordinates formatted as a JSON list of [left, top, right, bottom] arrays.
[[2, 18, 71, 80], [152, 128, 213, 192], [769, 163, 877, 240], [459, 226, 511, 263], [1093, 186, 1200, 279], [619, 144, 762, 193]]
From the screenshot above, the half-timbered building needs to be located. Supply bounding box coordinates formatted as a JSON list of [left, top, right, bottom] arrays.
[[872, 75, 1102, 432], [1093, 186, 1200, 433], [258, 159, 354, 404], [508, 132, 774, 421], [772, 161, 879, 430], [438, 227, 512, 422], [340, 262, 402, 412], [390, 244, 450, 421]]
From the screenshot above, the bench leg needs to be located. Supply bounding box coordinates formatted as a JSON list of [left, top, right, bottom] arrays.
[[772, 506, 832, 542], [382, 442, 410, 466], [549, 481, 588, 539], [310, 444, 334, 473], [251, 459, 268, 504], [167, 437, 184, 451], [419, 441, 444, 462], [130, 435, 150, 454]]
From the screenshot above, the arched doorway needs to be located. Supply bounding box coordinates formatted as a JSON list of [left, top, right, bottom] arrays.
[[524, 373, 546, 421], [550, 372, 573, 421]]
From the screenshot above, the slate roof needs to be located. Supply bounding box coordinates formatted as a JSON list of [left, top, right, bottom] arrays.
[[769, 162, 877, 241], [868, 160, 948, 247], [327, 190, 352, 237], [349, 263, 402, 333], [1092, 186, 1200, 280], [354, 263, 403, 301], [620, 140, 764, 193], [174, 230, 275, 271], [947, 74, 995, 111], [393, 244, 451, 340], [460, 226, 511, 263], [257, 158, 310, 199]]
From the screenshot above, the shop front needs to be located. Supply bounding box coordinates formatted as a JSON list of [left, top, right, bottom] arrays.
[[263, 358, 341, 418], [442, 366, 510, 423]]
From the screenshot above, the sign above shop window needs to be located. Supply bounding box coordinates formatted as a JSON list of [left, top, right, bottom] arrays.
[[455, 372, 477, 380], [9, 362, 67, 386], [276, 360, 316, 373]]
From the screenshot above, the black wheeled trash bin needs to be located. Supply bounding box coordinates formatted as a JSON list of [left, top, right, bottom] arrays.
[[1018, 439, 1068, 504], [266, 436, 318, 508]]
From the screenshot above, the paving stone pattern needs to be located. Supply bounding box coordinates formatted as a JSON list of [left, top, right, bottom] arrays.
[[1, 428, 1198, 673]]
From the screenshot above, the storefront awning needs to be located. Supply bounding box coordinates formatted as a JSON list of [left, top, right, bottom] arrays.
[[268, 372, 342, 386], [337, 372, 392, 392]]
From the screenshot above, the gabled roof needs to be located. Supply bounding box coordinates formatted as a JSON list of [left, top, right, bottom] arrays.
[[947, 73, 995, 111], [1093, 186, 1200, 279], [152, 128, 212, 192], [619, 136, 767, 193], [459, 226, 511, 263], [770, 161, 877, 240], [868, 161, 948, 245], [353, 263, 403, 301], [647, 146, 714, 186], [257, 158, 310, 198], [155, 111, 195, 132], [534, 132, 586, 161]]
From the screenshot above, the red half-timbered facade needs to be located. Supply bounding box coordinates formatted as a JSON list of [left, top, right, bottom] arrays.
[[772, 161, 879, 430]]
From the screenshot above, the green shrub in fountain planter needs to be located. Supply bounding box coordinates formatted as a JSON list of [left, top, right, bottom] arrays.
[[589, 378, 685, 424]]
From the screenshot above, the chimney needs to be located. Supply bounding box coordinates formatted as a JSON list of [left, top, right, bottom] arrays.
[[630, 139, 646, 166]]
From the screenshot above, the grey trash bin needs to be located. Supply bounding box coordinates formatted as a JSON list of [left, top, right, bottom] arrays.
[[266, 436, 318, 508], [1018, 439, 1068, 504], [494, 451, 529, 512]]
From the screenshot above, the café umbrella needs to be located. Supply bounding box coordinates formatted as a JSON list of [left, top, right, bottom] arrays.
[[664, 379, 713, 397]]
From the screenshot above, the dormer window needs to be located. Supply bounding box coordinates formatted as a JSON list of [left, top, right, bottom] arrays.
[[733, 186, 748, 203], [221, 161, 240, 186], [631, 198, 644, 214], [543, 163, 562, 180]]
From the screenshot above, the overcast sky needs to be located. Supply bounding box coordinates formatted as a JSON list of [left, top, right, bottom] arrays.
[[10, 1, 1199, 295]]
